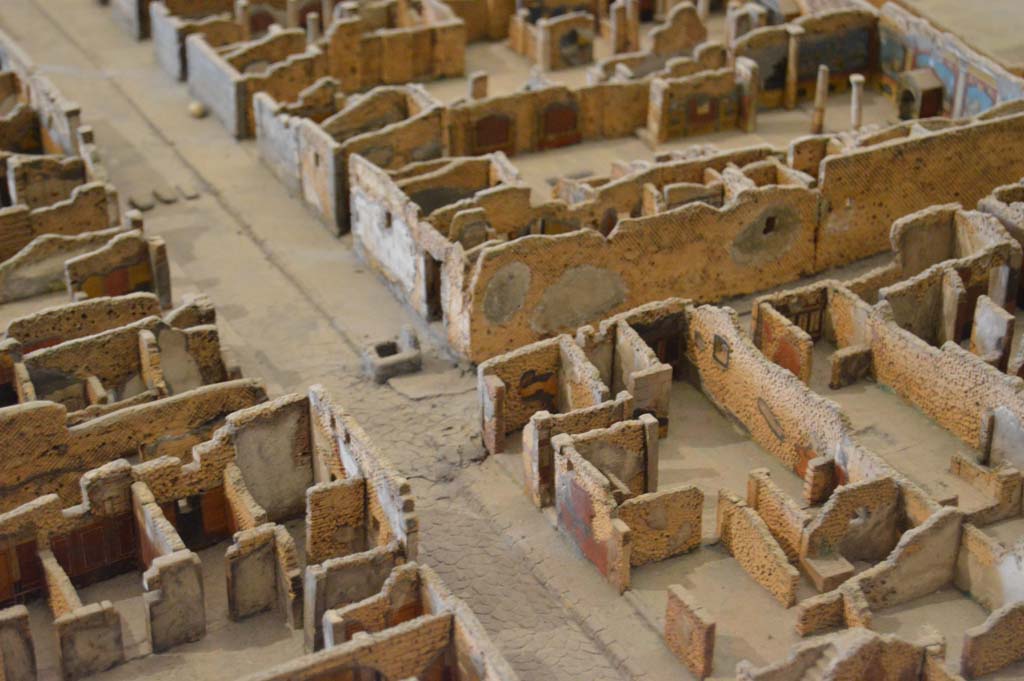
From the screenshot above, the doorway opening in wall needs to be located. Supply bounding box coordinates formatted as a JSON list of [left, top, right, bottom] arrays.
[[176, 495, 205, 548], [0, 382, 16, 407], [425, 255, 443, 321], [763, 216, 777, 235], [899, 89, 917, 120]]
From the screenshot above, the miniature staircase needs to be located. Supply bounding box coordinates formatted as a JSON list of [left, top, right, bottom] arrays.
[[799, 644, 837, 681]]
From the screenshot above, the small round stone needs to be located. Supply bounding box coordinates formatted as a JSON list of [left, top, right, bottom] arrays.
[[188, 101, 208, 119]]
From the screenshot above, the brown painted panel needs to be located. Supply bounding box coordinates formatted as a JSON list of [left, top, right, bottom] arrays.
[[15, 541, 42, 589], [82, 524, 106, 570], [473, 114, 514, 155], [539, 103, 581, 150], [201, 486, 231, 540], [0, 550, 13, 602]]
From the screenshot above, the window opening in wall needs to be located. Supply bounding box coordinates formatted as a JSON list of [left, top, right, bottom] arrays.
[[383, 210, 393, 229], [712, 334, 730, 368], [763, 216, 777, 235]]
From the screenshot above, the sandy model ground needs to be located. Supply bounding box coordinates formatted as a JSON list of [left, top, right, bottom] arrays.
[[0, 0, 1023, 680]]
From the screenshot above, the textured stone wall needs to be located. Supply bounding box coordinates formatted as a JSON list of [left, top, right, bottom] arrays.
[[961, 601, 1024, 679], [664, 585, 714, 679], [305, 477, 367, 565], [689, 305, 847, 476], [618, 485, 701, 566], [0, 605, 36, 681], [753, 301, 813, 384], [717, 490, 799, 607], [322, 562, 424, 646], [746, 468, 808, 562], [954, 523, 1024, 612]]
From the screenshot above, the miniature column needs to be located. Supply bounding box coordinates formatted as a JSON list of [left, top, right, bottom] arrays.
[[468, 71, 488, 100], [307, 11, 321, 43], [610, 0, 628, 54], [724, 1, 741, 46], [626, 0, 640, 52], [536, 20, 549, 70], [697, 0, 710, 22], [286, 0, 300, 27], [321, 0, 337, 23], [784, 25, 805, 110], [850, 73, 866, 129], [811, 64, 829, 134], [236, 0, 252, 40]]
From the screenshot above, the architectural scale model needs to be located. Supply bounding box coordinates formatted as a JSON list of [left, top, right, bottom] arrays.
[[0, 0, 1021, 679]]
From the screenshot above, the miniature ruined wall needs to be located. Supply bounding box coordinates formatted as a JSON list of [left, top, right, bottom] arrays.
[[878, 3, 1024, 117], [553, 435, 630, 590], [227, 393, 313, 521], [664, 585, 714, 678], [815, 112, 1024, 269], [322, 562, 424, 645], [5, 292, 161, 352], [254, 79, 339, 190], [477, 335, 609, 452], [150, 0, 237, 81], [132, 481, 187, 568], [0, 227, 130, 304], [960, 601, 1024, 679], [688, 306, 847, 476], [847, 506, 963, 613], [226, 523, 278, 620], [132, 481, 206, 652], [22, 316, 221, 409], [322, 4, 465, 95], [522, 391, 632, 507], [298, 90, 444, 232], [303, 543, 401, 651], [607, 321, 671, 428], [753, 301, 813, 383], [800, 475, 902, 588], [458, 185, 819, 361], [717, 490, 800, 606], [795, 9, 876, 91], [309, 384, 418, 555], [40, 549, 124, 680], [0, 182, 114, 264], [143, 550, 206, 652], [185, 30, 306, 139], [64, 230, 171, 306], [0, 379, 267, 512], [0, 91, 41, 156], [869, 309, 1024, 451], [747, 469, 809, 562], [0, 605, 35, 681], [954, 523, 1024, 612], [224, 461, 269, 530], [646, 68, 745, 144], [263, 613, 456, 680], [618, 485, 702, 566], [305, 477, 367, 564], [442, 80, 650, 158], [6, 155, 88, 210], [566, 417, 657, 494], [738, 629, 925, 681], [949, 455, 1022, 526]]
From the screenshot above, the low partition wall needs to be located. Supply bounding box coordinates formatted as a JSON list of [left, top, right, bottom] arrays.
[[478, 334, 610, 455], [552, 419, 700, 593], [0, 605, 34, 681], [226, 522, 303, 626], [132, 481, 206, 652], [717, 490, 799, 607], [40, 549, 124, 681]]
